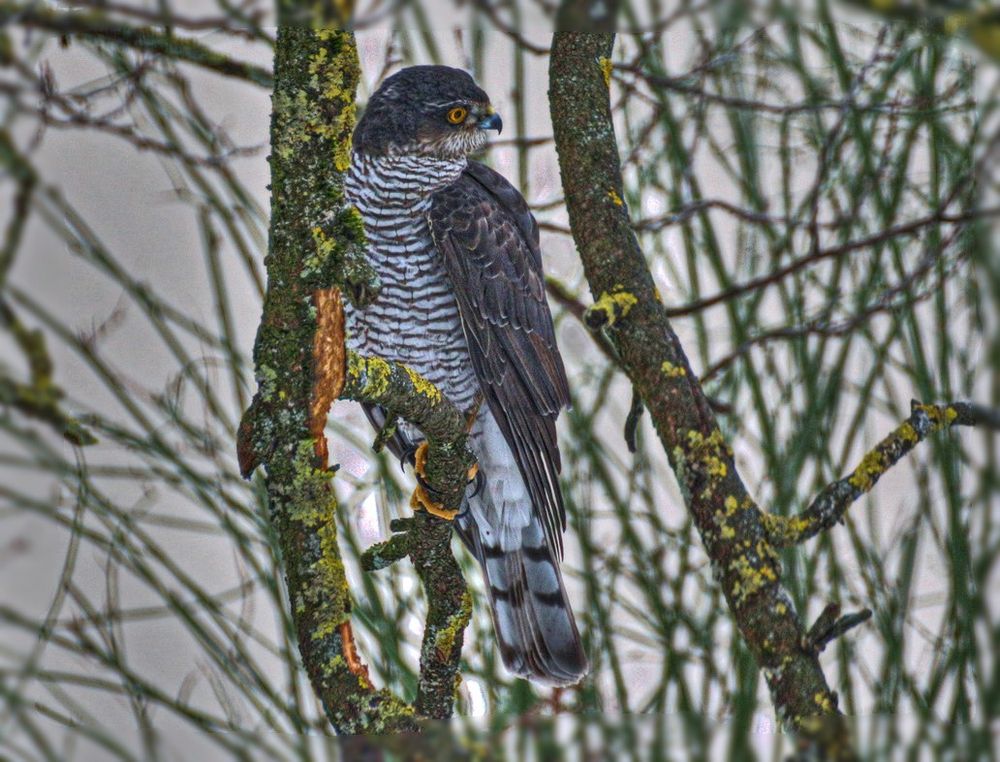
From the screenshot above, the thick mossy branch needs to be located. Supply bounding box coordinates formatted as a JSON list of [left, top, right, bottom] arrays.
[[359, 510, 471, 720], [239, 23, 472, 732], [549, 32, 851, 754], [341, 353, 474, 717], [763, 401, 998, 548], [239, 26, 415, 734]]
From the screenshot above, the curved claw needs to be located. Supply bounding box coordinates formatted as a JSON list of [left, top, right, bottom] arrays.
[[414, 469, 445, 500], [399, 439, 420, 472], [467, 466, 485, 499]]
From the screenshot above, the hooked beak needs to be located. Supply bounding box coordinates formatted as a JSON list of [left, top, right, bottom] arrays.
[[478, 112, 503, 134]]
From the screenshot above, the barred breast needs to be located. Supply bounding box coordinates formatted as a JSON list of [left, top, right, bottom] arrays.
[[344, 154, 481, 417]]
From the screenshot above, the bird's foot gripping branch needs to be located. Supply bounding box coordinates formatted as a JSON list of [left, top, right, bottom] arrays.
[[410, 441, 481, 520]]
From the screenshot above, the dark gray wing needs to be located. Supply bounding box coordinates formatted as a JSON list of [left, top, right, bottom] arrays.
[[428, 161, 570, 557]]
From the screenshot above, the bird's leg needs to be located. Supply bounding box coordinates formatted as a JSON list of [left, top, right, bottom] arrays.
[[464, 393, 484, 495]]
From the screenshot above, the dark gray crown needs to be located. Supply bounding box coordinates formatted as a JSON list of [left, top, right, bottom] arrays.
[[352, 65, 492, 157]]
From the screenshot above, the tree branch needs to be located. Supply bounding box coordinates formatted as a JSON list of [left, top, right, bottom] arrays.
[[764, 401, 999, 548], [0, 2, 273, 87], [0, 299, 96, 446], [549, 31, 854, 755], [236, 25, 471, 734]]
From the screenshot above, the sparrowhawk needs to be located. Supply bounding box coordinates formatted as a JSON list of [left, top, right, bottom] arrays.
[[346, 65, 587, 686]]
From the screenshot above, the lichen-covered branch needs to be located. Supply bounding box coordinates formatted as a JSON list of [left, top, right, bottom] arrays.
[[236, 23, 471, 733], [549, 32, 853, 755], [342, 353, 476, 514], [342, 352, 475, 720], [764, 401, 1000, 548]]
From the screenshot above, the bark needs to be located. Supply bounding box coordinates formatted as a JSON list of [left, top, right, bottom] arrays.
[[237, 23, 471, 734], [549, 32, 854, 757]]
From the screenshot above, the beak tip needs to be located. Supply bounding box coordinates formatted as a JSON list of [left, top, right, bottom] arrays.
[[480, 112, 503, 134]]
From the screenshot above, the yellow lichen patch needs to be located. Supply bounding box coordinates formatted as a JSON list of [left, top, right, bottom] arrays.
[[347, 354, 391, 399], [727, 537, 781, 607], [308, 225, 338, 272], [760, 511, 814, 546], [848, 448, 886, 491], [729, 553, 773, 607], [598, 56, 613, 87], [661, 360, 687, 378], [607, 188, 624, 207], [435, 589, 473, 660], [332, 104, 356, 172], [775, 601, 787, 615], [680, 428, 733, 498], [755, 540, 779, 576], [587, 290, 638, 327], [813, 691, 834, 713], [914, 402, 959, 431], [724, 495, 739, 515], [720, 524, 736, 540], [404, 364, 442, 404], [322, 653, 348, 677], [898, 421, 918, 444]]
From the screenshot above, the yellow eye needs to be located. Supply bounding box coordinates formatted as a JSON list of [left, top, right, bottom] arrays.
[[447, 107, 468, 124]]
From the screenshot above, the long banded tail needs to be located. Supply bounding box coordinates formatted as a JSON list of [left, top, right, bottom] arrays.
[[458, 509, 587, 686]]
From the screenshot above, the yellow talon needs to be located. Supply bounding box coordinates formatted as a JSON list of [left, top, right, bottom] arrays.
[[413, 440, 430, 476], [410, 442, 459, 520], [410, 484, 459, 520], [409, 442, 478, 521]]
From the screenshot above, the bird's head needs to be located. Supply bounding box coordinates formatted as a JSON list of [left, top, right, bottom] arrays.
[[352, 65, 502, 159]]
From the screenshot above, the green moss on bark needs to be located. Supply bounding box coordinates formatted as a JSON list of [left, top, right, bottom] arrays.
[[240, 23, 475, 732], [239, 26, 415, 734]]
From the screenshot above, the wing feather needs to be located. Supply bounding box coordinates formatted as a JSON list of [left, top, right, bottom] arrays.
[[429, 161, 570, 556]]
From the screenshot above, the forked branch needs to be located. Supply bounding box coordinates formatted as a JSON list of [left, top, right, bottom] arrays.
[[763, 401, 999, 548]]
